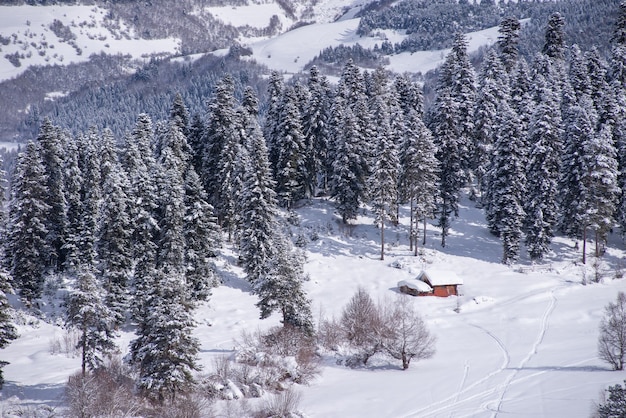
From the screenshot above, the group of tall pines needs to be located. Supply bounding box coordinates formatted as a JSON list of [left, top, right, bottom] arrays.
[[2, 0, 626, 400]]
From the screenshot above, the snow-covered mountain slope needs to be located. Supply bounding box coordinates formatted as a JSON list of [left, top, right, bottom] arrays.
[[0, 5, 180, 82], [2, 195, 626, 417]]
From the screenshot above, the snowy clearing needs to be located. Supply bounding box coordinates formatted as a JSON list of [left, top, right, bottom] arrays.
[[2, 194, 626, 417]]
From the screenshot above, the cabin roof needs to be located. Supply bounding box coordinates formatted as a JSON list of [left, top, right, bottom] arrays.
[[398, 279, 433, 293], [417, 270, 464, 286]]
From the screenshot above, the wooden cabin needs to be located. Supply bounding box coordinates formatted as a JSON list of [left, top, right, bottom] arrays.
[[417, 270, 463, 297], [399, 270, 463, 297]]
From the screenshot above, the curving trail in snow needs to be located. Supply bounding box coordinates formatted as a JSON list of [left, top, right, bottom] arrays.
[[489, 288, 559, 417]]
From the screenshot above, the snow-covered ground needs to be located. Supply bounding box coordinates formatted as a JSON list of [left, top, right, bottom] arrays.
[[2, 194, 626, 417], [0, 5, 180, 82]]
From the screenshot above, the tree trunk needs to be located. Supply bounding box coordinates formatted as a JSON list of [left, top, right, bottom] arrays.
[[409, 198, 414, 253], [423, 216, 427, 246], [380, 210, 385, 261], [582, 227, 587, 265]]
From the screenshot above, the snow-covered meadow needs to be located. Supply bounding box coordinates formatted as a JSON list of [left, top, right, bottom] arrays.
[[2, 194, 626, 417]]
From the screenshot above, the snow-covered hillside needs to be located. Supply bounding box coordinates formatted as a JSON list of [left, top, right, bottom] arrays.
[[2, 195, 626, 417], [0, 5, 180, 82]]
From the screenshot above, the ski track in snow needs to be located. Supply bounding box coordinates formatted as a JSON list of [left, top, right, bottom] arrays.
[[404, 285, 567, 418], [405, 323, 510, 418], [491, 288, 559, 417]]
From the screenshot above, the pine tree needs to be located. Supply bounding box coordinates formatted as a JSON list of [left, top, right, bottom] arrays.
[[62, 137, 84, 272], [36, 118, 68, 271], [170, 92, 190, 138], [509, 58, 534, 132], [66, 267, 118, 377], [254, 233, 314, 334], [7, 141, 51, 302], [368, 72, 399, 260], [264, 71, 285, 174], [486, 104, 526, 264], [273, 86, 307, 208], [128, 270, 200, 403], [473, 49, 509, 198], [122, 115, 159, 322], [202, 75, 240, 225], [183, 165, 220, 301], [302, 66, 332, 196], [398, 109, 438, 255], [497, 16, 521, 73], [431, 87, 462, 247], [239, 110, 279, 286], [559, 100, 595, 260], [542, 12, 566, 62], [0, 272, 17, 389], [97, 151, 133, 326]]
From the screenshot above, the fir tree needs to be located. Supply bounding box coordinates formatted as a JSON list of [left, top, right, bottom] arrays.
[[542, 12, 566, 62], [169, 92, 190, 138], [302, 66, 332, 195], [497, 16, 521, 73], [254, 233, 314, 334], [7, 142, 51, 302], [274, 86, 307, 208], [486, 104, 526, 264], [264, 71, 285, 174], [36, 118, 68, 271], [431, 87, 462, 247], [524, 95, 562, 261], [128, 270, 200, 403], [239, 111, 279, 285], [66, 267, 118, 377], [473, 49, 509, 198]]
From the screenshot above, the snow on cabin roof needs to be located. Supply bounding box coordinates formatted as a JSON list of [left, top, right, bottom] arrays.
[[417, 270, 464, 286], [398, 279, 433, 293]]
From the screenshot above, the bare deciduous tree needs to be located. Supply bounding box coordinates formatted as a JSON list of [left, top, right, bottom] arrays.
[[382, 296, 436, 369], [598, 292, 626, 370]]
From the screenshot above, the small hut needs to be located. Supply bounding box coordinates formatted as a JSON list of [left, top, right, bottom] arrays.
[[416, 270, 463, 297], [398, 279, 433, 296]]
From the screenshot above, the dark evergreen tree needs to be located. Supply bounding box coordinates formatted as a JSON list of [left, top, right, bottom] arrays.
[[66, 267, 118, 376], [274, 85, 307, 208], [0, 270, 17, 389], [36, 118, 68, 271], [202, 75, 239, 226], [367, 71, 399, 260], [128, 269, 200, 403], [431, 87, 462, 247], [302, 66, 332, 195], [169, 92, 190, 138], [97, 141, 133, 326], [238, 110, 279, 286], [264, 71, 285, 174], [7, 141, 51, 302], [497, 16, 521, 73], [542, 12, 566, 62], [486, 105, 526, 264], [473, 49, 509, 199], [187, 113, 205, 178], [509, 58, 534, 132], [254, 233, 314, 334]]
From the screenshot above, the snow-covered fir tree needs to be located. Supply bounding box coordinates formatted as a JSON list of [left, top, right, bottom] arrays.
[[486, 104, 526, 264], [97, 134, 133, 326], [542, 12, 567, 62], [128, 269, 200, 403], [202, 75, 240, 229], [36, 118, 68, 271], [524, 78, 562, 261], [367, 70, 399, 260], [254, 232, 314, 334], [66, 266, 118, 376], [264, 70, 285, 174], [431, 86, 462, 248], [497, 16, 521, 73], [7, 141, 51, 302], [238, 105, 280, 286], [302, 66, 332, 196], [274, 85, 307, 208], [473, 49, 509, 199]]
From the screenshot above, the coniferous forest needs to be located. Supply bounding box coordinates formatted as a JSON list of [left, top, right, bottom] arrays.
[[2, 0, 626, 414]]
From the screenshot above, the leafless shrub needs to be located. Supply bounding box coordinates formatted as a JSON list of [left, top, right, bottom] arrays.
[[333, 289, 436, 369], [317, 317, 343, 351], [254, 388, 303, 418], [598, 292, 626, 371], [65, 357, 142, 417]]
